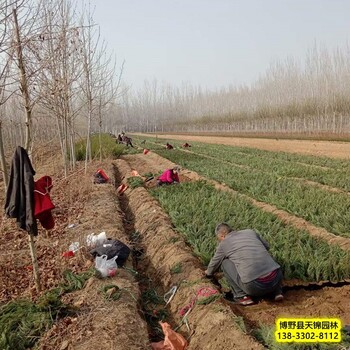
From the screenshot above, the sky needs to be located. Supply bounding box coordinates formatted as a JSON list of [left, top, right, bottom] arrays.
[[90, 0, 350, 91]]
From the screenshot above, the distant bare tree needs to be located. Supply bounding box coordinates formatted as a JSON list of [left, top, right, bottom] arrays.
[[9, 0, 47, 156], [35, 0, 84, 176], [79, 5, 123, 171], [96, 60, 124, 161]]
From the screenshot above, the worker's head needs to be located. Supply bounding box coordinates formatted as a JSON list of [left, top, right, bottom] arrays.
[[173, 165, 181, 174], [215, 223, 232, 241]]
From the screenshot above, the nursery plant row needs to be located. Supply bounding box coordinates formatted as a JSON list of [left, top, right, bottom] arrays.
[[141, 136, 350, 191], [182, 142, 350, 192], [145, 135, 350, 170], [150, 181, 350, 282], [143, 144, 350, 238]]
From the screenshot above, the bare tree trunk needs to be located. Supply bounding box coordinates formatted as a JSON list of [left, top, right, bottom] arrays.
[[99, 120, 102, 162], [12, 7, 42, 292], [98, 95, 103, 161], [64, 115, 69, 173], [85, 105, 92, 173], [0, 121, 9, 191], [13, 9, 32, 155], [55, 115, 66, 172], [69, 129, 76, 168], [28, 234, 41, 292]]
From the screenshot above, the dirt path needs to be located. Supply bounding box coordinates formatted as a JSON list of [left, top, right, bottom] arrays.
[[120, 153, 350, 335], [133, 133, 350, 159], [38, 163, 150, 350]]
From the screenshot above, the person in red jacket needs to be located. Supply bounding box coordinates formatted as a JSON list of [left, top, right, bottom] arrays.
[[157, 166, 180, 186]]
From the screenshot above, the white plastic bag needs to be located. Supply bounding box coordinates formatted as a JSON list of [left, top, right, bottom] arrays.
[[87, 231, 107, 247], [95, 254, 118, 277], [68, 242, 80, 253]]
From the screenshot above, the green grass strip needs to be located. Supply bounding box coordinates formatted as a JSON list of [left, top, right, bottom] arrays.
[[127, 176, 145, 188], [136, 135, 350, 170], [183, 143, 350, 192], [75, 133, 124, 160]]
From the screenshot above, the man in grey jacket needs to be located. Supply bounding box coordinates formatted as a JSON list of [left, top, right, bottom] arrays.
[[205, 223, 283, 306]]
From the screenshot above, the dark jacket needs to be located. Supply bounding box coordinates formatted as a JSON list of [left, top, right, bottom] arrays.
[[166, 143, 173, 149], [4, 146, 38, 235]]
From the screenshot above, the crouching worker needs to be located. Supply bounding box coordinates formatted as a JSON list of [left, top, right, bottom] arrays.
[[157, 166, 180, 186], [205, 223, 283, 306], [165, 142, 174, 150]]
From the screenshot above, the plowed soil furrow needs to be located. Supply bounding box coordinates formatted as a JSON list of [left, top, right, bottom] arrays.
[[114, 158, 264, 350]]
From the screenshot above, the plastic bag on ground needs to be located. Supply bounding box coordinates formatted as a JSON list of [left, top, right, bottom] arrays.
[[69, 242, 80, 253], [95, 254, 118, 277], [90, 238, 131, 267], [86, 231, 107, 247], [117, 184, 128, 195], [151, 322, 188, 350]]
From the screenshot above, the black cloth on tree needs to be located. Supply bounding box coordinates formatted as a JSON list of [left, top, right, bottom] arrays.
[[4, 146, 38, 235]]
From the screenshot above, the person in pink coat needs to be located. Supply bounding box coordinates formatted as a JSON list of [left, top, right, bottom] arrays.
[[157, 166, 180, 186]]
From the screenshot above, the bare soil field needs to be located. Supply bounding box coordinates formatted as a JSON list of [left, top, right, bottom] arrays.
[[133, 133, 350, 159]]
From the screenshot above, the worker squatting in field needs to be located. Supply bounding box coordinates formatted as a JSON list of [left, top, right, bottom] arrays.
[[205, 223, 283, 306]]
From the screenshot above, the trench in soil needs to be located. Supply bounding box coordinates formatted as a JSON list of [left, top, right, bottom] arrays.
[[113, 164, 181, 343], [202, 269, 350, 340]]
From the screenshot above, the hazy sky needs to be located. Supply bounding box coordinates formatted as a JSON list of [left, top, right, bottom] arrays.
[[91, 0, 350, 90]]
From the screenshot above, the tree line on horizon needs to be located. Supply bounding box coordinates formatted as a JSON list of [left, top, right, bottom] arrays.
[[118, 43, 350, 135]]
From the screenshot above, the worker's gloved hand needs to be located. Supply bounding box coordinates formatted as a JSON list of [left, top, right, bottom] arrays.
[[173, 181, 178, 184]]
